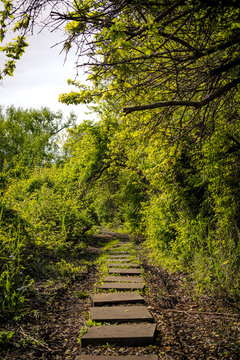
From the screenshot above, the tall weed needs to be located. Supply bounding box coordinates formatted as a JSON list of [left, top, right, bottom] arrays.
[[0, 222, 29, 313]]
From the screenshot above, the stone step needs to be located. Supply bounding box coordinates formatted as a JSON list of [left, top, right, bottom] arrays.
[[76, 355, 158, 360], [81, 323, 156, 346], [108, 268, 142, 275], [91, 292, 144, 306], [90, 305, 153, 323], [108, 263, 140, 268], [104, 276, 144, 283], [100, 282, 145, 290]]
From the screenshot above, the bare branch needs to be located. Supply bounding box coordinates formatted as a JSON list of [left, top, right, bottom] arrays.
[[210, 57, 240, 76], [123, 77, 240, 114]]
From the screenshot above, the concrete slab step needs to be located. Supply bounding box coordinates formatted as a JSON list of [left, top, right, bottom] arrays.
[[90, 305, 153, 323], [108, 263, 140, 268], [91, 292, 144, 306], [100, 282, 145, 290], [81, 323, 156, 346], [76, 355, 158, 360], [108, 268, 142, 275], [104, 276, 144, 283]]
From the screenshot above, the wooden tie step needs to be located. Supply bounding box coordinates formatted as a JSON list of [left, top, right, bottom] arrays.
[[91, 292, 144, 306], [90, 305, 153, 323], [108, 254, 133, 259], [112, 234, 130, 240], [100, 282, 145, 290], [108, 268, 142, 275], [104, 276, 144, 283], [81, 323, 156, 346], [76, 355, 158, 360], [112, 244, 129, 248], [107, 251, 128, 254], [107, 258, 132, 262], [108, 255, 132, 259], [108, 263, 140, 268]]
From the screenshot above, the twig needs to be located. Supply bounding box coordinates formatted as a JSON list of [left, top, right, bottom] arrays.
[[19, 326, 55, 352]]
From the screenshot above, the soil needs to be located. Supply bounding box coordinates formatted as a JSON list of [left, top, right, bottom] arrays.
[[1, 234, 239, 360]]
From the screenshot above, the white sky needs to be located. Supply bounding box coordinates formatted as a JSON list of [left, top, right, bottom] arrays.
[[0, 28, 95, 124]]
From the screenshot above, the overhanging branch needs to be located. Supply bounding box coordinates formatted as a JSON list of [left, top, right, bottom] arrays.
[[123, 77, 240, 114]]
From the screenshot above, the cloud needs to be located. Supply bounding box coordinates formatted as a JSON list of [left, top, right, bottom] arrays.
[[0, 28, 93, 123]]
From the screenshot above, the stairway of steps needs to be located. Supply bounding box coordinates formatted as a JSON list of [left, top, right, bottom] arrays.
[[76, 238, 157, 360]]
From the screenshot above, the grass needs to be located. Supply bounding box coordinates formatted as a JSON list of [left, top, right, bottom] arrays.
[[76, 291, 89, 300]]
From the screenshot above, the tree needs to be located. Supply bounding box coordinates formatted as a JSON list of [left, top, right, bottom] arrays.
[[0, 0, 240, 142], [0, 106, 75, 172]]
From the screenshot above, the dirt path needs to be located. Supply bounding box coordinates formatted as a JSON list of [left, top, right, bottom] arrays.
[[1, 232, 239, 360], [75, 237, 240, 360], [140, 256, 240, 360]]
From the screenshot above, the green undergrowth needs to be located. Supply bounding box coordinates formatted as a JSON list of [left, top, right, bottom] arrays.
[[0, 153, 102, 319], [139, 236, 240, 301], [0, 209, 101, 319], [0, 219, 107, 351], [76, 291, 89, 300]]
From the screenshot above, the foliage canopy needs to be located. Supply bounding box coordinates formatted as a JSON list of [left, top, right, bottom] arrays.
[[1, 0, 240, 142]]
